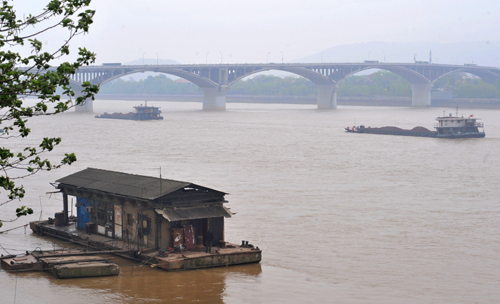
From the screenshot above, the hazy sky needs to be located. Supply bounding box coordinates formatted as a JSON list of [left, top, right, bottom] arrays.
[[17, 0, 500, 64]]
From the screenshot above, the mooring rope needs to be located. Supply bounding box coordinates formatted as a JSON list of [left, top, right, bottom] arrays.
[[0, 224, 28, 235]]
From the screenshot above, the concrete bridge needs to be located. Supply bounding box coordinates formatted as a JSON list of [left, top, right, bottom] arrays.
[[68, 62, 500, 111]]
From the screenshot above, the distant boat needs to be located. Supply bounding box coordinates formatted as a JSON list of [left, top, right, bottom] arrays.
[[95, 101, 163, 120], [346, 112, 485, 139]]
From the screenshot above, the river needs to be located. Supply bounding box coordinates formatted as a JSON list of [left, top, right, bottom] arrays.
[[1, 100, 499, 303]]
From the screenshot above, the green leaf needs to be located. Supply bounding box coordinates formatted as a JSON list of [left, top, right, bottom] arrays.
[[0, 0, 97, 219]]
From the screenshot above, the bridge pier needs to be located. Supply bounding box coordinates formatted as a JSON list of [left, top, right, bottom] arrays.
[[410, 83, 432, 107], [201, 86, 228, 110], [73, 85, 94, 113], [75, 99, 93, 112], [317, 83, 337, 109]]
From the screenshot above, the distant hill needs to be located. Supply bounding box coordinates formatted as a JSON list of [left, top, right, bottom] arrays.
[[295, 41, 500, 67]]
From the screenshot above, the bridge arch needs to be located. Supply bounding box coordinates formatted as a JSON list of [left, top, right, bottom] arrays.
[[337, 65, 431, 84], [228, 66, 334, 86], [227, 67, 336, 109], [70, 68, 219, 112], [99, 68, 219, 88], [432, 68, 500, 84], [337, 65, 435, 107]]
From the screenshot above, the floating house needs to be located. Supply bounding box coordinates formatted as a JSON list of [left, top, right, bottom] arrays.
[[31, 168, 261, 271]]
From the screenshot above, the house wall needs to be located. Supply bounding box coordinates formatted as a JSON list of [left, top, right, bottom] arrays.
[[61, 185, 227, 251], [160, 220, 171, 249], [121, 202, 158, 249], [140, 208, 157, 248], [122, 201, 138, 243], [71, 194, 225, 251]]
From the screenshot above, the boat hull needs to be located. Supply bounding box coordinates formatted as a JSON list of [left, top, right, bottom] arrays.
[[95, 113, 163, 120], [346, 127, 485, 139], [345, 127, 437, 138], [435, 132, 485, 138]]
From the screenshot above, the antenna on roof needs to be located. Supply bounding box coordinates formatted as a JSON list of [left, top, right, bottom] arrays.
[[159, 166, 162, 202]]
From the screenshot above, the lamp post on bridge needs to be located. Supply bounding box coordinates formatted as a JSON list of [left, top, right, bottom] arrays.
[[206, 52, 209, 64], [280, 52, 284, 64]]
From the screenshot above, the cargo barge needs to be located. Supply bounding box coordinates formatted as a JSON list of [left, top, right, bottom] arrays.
[[346, 112, 485, 139], [95, 102, 163, 120], [345, 125, 437, 137]]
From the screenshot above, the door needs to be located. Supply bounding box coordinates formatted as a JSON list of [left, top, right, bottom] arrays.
[[76, 197, 91, 230], [210, 217, 224, 246], [183, 225, 195, 250]]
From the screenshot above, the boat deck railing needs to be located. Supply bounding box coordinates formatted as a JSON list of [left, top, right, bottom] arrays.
[[434, 122, 484, 128]]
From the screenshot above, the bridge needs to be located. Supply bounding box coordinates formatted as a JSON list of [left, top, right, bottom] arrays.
[[68, 62, 500, 111]]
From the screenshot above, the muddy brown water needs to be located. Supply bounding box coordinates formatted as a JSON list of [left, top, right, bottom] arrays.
[[1, 101, 499, 303]]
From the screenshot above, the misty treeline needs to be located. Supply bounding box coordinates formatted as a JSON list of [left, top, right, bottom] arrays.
[[99, 72, 500, 98], [433, 74, 500, 98]]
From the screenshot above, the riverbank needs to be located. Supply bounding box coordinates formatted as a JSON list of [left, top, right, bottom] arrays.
[[94, 94, 500, 109]]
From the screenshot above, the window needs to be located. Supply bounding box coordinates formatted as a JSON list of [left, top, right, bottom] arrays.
[[106, 210, 113, 224], [97, 209, 106, 225], [127, 214, 133, 226]]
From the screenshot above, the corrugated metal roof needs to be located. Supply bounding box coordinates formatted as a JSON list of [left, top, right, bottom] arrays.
[[56, 168, 222, 200], [156, 205, 232, 222]]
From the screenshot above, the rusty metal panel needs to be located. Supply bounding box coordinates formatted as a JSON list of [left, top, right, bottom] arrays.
[[172, 228, 184, 248], [183, 225, 195, 250]]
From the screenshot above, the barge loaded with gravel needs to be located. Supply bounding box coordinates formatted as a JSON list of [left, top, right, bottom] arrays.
[[345, 125, 437, 137], [346, 112, 485, 139], [95, 102, 163, 120]]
